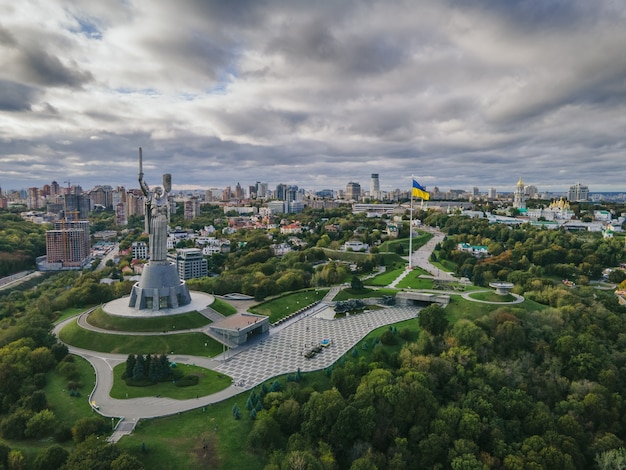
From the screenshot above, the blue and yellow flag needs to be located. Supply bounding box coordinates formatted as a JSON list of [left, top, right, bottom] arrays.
[[412, 179, 430, 200]]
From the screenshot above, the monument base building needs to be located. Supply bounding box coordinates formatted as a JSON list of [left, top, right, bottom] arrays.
[[128, 260, 192, 310]]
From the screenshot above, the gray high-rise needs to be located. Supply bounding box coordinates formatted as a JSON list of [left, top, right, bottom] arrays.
[[370, 173, 380, 197]]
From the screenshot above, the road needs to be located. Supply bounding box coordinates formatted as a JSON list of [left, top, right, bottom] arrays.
[[94, 244, 120, 271]]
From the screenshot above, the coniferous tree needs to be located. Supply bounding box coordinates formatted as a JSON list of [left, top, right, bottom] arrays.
[[124, 355, 136, 379], [132, 355, 145, 381]]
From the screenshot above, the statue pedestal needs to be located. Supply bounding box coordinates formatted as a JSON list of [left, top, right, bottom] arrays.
[[128, 261, 191, 310]]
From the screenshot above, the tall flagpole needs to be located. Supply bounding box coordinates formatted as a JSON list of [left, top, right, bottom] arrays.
[[409, 175, 414, 269]]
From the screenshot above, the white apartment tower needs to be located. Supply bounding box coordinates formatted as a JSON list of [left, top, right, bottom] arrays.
[[568, 183, 589, 202]]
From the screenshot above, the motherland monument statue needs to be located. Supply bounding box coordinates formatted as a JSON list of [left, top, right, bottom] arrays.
[[128, 148, 192, 310]]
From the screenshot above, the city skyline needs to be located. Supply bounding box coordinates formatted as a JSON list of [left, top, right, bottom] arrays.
[[2, 1, 626, 192]]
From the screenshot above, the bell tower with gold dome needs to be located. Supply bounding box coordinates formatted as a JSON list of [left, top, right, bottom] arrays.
[[513, 177, 526, 209]]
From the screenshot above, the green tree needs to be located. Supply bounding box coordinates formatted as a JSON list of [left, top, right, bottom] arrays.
[[302, 389, 346, 439], [8, 450, 24, 470], [110, 453, 145, 470], [71, 416, 108, 443], [247, 412, 284, 452], [596, 448, 626, 470], [25, 409, 58, 438], [64, 436, 121, 470], [418, 304, 449, 336], [351, 275, 364, 290], [33, 444, 69, 470]]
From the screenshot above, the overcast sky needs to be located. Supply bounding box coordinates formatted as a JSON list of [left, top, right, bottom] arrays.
[[2, 0, 626, 194]]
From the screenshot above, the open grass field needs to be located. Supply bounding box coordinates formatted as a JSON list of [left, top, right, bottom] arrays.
[[467, 291, 517, 303], [0, 356, 99, 464], [430, 255, 457, 274], [87, 307, 211, 332], [210, 297, 238, 316], [445, 295, 548, 323], [54, 305, 96, 324], [45, 355, 96, 427], [58, 320, 224, 356], [117, 370, 336, 470], [378, 232, 433, 253], [110, 363, 232, 399], [249, 289, 328, 323], [332, 287, 398, 301], [394, 266, 433, 289], [364, 267, 405, 286]]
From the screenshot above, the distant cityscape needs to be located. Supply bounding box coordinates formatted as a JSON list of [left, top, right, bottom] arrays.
[[4, 174, 626, 275], [2, 174, 626, 219]]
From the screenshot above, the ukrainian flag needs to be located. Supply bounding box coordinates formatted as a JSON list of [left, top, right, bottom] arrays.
[[412, 179, 430, 200]]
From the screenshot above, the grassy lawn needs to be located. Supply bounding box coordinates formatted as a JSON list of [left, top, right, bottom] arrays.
[[87, 307, 211, 332], [430, 255, 457, 274], [332, 287, 398, 301], [0, 356, 98, 464], [378, 232, 433, 253], [364, 267, 405, 287], [445, 295, 548, 324], [249, 289, 328, 323], [54, 305, 97, 324], [59, 320, 224, 356], [110, 363, 232, 399], [467, 291, 517, 302], [45, 355, 96, 427], [396, 269, 433, 289], [211, 298, 238, 316], [117, 371, 335, 470], [320, 248, 373, 263]]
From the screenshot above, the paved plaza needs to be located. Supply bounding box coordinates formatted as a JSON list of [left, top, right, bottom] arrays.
[[213, 305, 419, 389]]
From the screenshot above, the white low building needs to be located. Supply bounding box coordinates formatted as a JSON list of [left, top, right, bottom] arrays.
[[343, 240, 369, 252]]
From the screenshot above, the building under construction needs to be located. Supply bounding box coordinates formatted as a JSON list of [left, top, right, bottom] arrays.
[[43, 220, 91, 270]]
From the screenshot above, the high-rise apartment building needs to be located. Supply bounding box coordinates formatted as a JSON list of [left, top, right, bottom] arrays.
[[488, 187, 498, 199], [257, 182, 268, 198], [568, 183, 589, 202], [45, 220, 90, 269], [222, 186, 232, 201], [275, 183, 288, 201], [234, 182, 244, 199], [184, 197, 200, 220], [27, 187, 40, 209], [524, 185, 538, 199], [126, 190, 145, 218], [346, 182, 361, 201], [115, 202, 127, 226], [89, 185, 113, 208], [370, 174, 380, 198], [50, 181, 61, 197]]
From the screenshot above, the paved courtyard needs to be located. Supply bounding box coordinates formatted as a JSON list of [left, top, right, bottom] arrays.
[[213, 306, 419, 389]]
